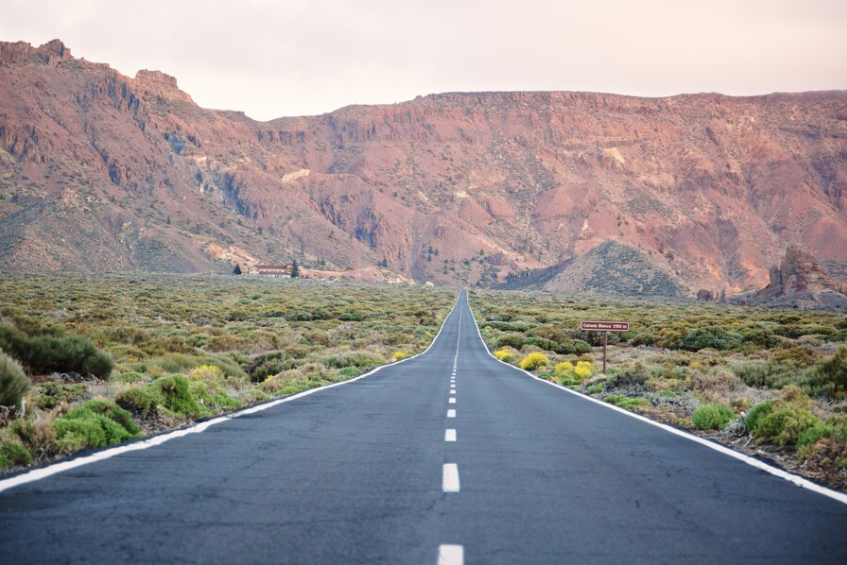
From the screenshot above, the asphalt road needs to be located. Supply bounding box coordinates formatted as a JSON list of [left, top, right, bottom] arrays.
[[2, 291, 847, 564]]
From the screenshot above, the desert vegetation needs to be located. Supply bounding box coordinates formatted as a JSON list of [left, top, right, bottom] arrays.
[[0, 274, 452, 470], [470, 289, 847, 490]]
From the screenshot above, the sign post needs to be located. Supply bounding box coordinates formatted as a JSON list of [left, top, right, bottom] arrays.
[[580, 320, 630, 374]]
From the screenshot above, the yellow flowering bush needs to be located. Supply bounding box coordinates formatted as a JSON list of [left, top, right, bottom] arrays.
[[188, 365, 223, 380], [519, 352, 550, 371], [494, 349, 516, 362]]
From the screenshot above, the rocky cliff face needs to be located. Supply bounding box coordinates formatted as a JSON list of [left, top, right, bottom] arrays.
[[2, 40, 847, 291]]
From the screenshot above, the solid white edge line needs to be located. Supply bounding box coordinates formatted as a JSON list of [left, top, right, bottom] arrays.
[[465, 292, 847, 506], [445, 429, 457, 442], [437, 544, 464, 565], [0, 292, 467, 495], [442, 463, 460, 492]]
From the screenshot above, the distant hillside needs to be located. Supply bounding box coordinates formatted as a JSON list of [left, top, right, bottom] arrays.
[[543, 241, 688, 297], [2, 39, 847, 290]]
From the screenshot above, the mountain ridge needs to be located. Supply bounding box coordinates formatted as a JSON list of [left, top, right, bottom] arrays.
[[2, 39, 846, 292]]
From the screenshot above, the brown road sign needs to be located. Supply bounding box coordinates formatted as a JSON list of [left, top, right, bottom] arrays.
[[580, 320, 630, 332]]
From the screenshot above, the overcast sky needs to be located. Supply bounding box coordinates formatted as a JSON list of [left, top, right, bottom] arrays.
[[2, 0, 846, 120]]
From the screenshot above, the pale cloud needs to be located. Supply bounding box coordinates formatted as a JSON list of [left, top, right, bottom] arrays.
[[1, 0, 845, 120]]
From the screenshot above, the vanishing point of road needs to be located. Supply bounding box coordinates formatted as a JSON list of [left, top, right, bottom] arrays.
[[2, 291, 847, 564]]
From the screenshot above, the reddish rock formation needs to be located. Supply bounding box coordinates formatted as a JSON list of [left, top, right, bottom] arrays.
[[1, 40, 846, 290], [749, 246, 847, 309]]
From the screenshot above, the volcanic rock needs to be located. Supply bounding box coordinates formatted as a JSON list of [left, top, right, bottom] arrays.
[[748, 245, 847, 309]]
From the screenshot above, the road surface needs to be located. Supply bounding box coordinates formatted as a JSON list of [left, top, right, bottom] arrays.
[[2, 291, 847, 564]]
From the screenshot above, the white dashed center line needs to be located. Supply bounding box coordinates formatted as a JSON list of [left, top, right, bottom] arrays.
[[445, 429, 456, 442], [449, 397, 456, 404], [450, 390, 456, 395], [447, 409, 456, 418], [438, 544, 464, 565], [442, 463, 460, 493]]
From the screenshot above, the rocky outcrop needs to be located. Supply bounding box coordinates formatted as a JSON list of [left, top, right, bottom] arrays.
[[748, 246, 847, 309]]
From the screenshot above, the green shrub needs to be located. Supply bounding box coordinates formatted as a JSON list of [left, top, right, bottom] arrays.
[[797, 425, 835, 449], [0, 440, 32, 468], [116, 387, 160, 414], [630, 332, 657, 346], [744, 400, 774, 433], [692, 404, 736, 430], [0, 326, 113, 378], [605, 395, 650, 410], [52, 399, 139, 451], [151, 375, 207, 418], [730, 361, 794, 389], [0, 349, 29, 408], [109, 371, 145, 384], [524, 336, 563, 353], [745, 388, 820, 446], [35, 382, 89, 409], [519, 352, 550, 371], [680, 326, 741, 351], [803, 346, 847, 399], [336, 366, 361, 379], [494, 333, 526, 350], [189, 381, 243, 411], [755, 407, 820, 446]]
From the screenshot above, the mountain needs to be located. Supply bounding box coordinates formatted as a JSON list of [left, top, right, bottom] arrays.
[[543, 241, 688, 297], [745, 245, 847, 310], [2, 39, 847, 291]]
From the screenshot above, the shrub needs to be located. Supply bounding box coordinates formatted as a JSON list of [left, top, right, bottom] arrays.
[[151, 375, 207, 418], [52, 399, 139, 451], [744, 400, 774, 433], [519, 352, 550, 371], [745, 388, 820, 446], [797, 425, 835, 450], [189, 381, 243, 411], [574, 361, 594, 380], [320, 350, 385, 369], [630, 331, 657, 346], [0, 350, 29, 408], [0, 440, 32, 468], [556, 360, 595, 384], [0, 326, 113, 378], [336, 366, 361, 379], [555, 361, 574, 375], [35, 382, 89, 409], [524, 336, 562, 354], [494, 333, 526, 350], [605, 395, 649, 410], [680, 326, 741, 351], [109, 371, 145, 384], [494, 349, 516, 363], [188, 365, 223, 380], [692, 404, 736, 430], [803, 346, 847, 399], [116, 387, 160, 414], [392, 351, 408, 362]]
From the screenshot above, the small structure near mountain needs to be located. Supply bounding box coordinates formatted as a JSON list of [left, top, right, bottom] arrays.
[[255, 264, 292, 277]]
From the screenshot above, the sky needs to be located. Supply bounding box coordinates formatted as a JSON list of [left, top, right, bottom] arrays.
[[2, 0, 846, 121]]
